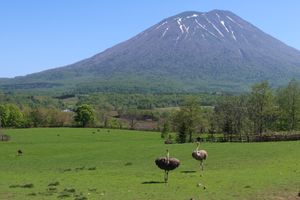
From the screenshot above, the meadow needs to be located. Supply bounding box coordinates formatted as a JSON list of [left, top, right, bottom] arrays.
[[0, 128, 299, 200]]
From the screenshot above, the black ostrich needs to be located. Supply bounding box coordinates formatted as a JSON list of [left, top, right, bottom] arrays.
[[155, 149, 180, 183], [17, 149, 23, 156]]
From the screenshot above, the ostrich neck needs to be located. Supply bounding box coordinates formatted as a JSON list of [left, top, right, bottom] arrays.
[[167, 151, 170, 163], [196, 143, 200, 151]]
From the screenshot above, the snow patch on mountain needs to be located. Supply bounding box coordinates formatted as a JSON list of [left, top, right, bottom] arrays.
[[186, 14, 199, 19], [195, 19, 218, 38], [220, 21, 230, 32], [205, 16, 224, 37], [161, 28, 169, 38], [156, 21, 168, 30]]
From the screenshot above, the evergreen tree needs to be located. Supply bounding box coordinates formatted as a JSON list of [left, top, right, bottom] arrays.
[[176, 122, 188, 143]]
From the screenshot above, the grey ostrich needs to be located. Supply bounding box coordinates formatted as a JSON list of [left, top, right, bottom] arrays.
[[192, 142, 208, 171], [155, 149, 180, 183]]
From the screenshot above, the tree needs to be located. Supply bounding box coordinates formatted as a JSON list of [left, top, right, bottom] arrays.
[[28, 108, 47, 127], [0, 105, 10, 127], [247, 81, 276, 136], [0, 104, 24, 128], [0, 109, 2, 134], [47, 108, 73, 127], [176, 121, 188, 143], [173, 98, 202, 143], [277, 79, 300, 131], [74, 104, 95, 127], [6, 104, 24, 127], [214, 95, 250, 141], [161, 120, 170, 139], [122, 108, 139, 129]]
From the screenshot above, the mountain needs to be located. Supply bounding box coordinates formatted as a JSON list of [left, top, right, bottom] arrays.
[[1, 10, 300, 93]]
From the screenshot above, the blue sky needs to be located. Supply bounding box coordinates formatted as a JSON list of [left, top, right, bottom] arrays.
[[1, 0, 300, 78]]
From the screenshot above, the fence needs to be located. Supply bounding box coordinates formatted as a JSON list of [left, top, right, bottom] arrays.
[[0, 134, 10, 142], [197, 134, 300, 143]]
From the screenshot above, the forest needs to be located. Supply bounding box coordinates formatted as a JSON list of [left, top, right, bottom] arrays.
[[1, 80, 300, 142]]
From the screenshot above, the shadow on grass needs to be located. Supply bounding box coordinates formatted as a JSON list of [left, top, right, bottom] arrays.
[[9, 183, 34, 189], [180, 170, 196, 174], [142, 181, 165, 184]]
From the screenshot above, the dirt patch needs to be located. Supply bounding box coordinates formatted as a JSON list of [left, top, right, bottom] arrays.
[[271, 193, 300, 200], [250, 190, 300, 200], [0, 192, 14, 200]]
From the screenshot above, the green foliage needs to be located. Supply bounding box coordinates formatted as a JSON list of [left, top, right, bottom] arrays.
[[161, 121, 170, 139], [28, 108, 45, 127], [173, 97, 203, 143], [25, 107, 73, 128], [276, 79, 300, 131], [77, 93, 219, 110], [0, 93, 63, 109], [74, 104, 95, 127], [0, 104, 24, 128], [214, 95, 250, 139], [247, 81, 276, 135], [176, 121, 188, 143], [2, 79, 300, 137], [121, 108, 139, 129], [104, 117, 123, 129]]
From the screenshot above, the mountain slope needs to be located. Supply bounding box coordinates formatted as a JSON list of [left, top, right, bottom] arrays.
[[2, 10, 300, 93]]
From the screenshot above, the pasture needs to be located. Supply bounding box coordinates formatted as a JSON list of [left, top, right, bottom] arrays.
[[0, 128, 299, 200]]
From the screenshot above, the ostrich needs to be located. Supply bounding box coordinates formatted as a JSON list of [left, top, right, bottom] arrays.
[[155, 149, 180, 183], [192, 142, 208, 171], [17, 149, 23, 156]]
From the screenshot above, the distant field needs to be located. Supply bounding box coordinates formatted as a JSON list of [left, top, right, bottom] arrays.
[[0, 128, 299, 200], [155, 107, 180, 111], [154, 106, 213, 112]]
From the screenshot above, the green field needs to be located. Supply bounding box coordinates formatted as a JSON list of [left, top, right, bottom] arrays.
[[0, 128, 299, 200]]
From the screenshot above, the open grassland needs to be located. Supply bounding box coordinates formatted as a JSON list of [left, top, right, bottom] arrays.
[[0, 128, 299, 200]]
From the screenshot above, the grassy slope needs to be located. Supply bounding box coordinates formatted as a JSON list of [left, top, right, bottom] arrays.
[[0, 128, 299, 200]]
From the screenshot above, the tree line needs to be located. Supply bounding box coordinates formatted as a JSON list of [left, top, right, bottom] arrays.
[[1, 80, 300, 143], [167, 80, 300, 143], [0, 105, 74, 128]]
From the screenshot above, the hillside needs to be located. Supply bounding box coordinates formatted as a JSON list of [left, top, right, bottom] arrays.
[[1, 10, 300, 93]]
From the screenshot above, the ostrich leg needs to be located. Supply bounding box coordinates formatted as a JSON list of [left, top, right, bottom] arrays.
[[164, 170, 167, 183], [164, 170, 169, 183], [200, 160, 204, 171]]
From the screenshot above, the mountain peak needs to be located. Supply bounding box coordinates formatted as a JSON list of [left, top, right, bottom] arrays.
[[173, 11, 202, 17], [154, 9, 247, 43], [174, 10, 234, 17], [208, 9, 233, 14], [2, 10, 300, 93]]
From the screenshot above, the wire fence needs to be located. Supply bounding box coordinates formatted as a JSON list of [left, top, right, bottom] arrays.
[[197, 134, 300, 143]]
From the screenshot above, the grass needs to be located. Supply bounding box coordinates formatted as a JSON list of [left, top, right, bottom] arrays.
[[0, 128, 299, 200]]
